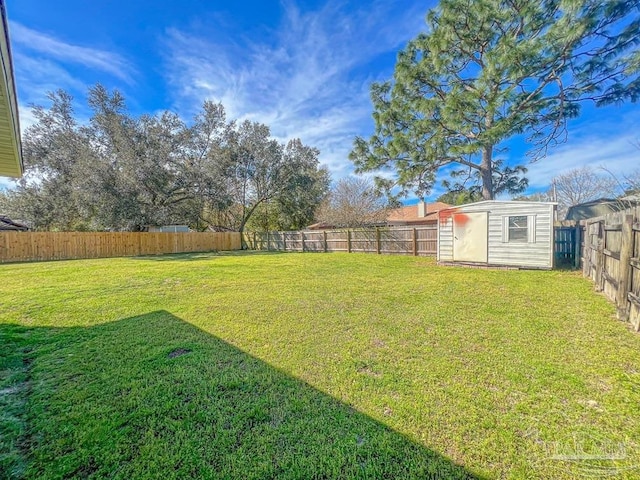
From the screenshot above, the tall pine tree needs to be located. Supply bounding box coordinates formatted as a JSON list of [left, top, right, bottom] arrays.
[[351, 0, 640, 199]]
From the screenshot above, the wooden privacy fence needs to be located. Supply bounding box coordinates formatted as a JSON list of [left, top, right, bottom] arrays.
[[582, 206, 640, 331], [0, 231, 241, 263], [244, 226, 437, 256]]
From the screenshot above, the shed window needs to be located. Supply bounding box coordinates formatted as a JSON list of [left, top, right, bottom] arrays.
[[508, 216, 528, 242]]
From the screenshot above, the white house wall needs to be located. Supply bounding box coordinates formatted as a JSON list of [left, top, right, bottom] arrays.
[[437, 201, 555, 268]]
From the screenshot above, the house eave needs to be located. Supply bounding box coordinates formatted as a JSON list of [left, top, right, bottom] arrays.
[[0, 0, 23, 178]]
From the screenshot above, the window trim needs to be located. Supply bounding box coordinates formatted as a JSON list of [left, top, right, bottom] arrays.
[[502, 215, 536, 243]]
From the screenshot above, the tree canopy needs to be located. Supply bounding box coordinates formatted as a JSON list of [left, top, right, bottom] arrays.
[[552, 166, 619, 212], [315, 177, 392, 228], [0, 87, 329, 232], [351, 0, 640, 200]]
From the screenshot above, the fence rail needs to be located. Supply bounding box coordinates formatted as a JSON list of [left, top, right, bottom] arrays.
[[244, 226, 437, 256], [582, 206, 640, 331], [0, 231, 241, 263]]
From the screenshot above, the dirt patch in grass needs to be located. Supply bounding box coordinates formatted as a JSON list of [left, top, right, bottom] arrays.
[[168, 348, 191, 359]]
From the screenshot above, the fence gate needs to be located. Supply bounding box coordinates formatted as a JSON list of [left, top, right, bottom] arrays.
[[554, 226, 581, 268], [553, 225, 583, 268]]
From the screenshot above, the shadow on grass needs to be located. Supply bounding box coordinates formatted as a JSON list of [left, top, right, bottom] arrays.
[[1, 312, 482, 479], [134, 250, 287, 261]]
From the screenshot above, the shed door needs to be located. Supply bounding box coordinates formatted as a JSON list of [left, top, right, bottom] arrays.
[[453, 212, 488, 263]]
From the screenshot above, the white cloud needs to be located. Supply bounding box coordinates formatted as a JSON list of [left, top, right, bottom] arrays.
[[10, 22, 136, 84], [163, 0, 426, 180], [0, 177, 16, 190], [18, 102, 39, 131], [524, 130, 640, 190]]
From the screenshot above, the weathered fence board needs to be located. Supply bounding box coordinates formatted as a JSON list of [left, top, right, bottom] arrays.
[[582, 206, 640, 331], [244, 226, 438, 257], [0, 231, 241, 263]]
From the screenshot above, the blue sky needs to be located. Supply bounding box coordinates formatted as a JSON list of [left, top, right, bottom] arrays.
[[4, 0, 640, 199]]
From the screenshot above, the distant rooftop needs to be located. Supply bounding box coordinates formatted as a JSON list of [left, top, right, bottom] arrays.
[[386, 201, 451, 225], [565, 197, 638, 221]]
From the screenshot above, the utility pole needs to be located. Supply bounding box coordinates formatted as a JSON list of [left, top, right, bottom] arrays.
[[552, 179, 558, 223]]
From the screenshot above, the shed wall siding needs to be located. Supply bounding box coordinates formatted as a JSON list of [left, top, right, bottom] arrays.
[[438, 217, 454, 261], [437, 201, 554, 268], [488, 203, 552, 268]]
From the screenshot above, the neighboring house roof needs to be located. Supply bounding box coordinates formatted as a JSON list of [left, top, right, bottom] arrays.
[[0, 1, 23, 178], [307, 202, 451, 230], [0, 215, 28, 231], [145, 225, 190, 233], [565, 198, 636, 221], [386, 201, 451, 225], [307, 222, 334, 230]]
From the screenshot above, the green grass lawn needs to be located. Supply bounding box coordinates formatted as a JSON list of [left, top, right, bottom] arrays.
[[2, 252, 640, 479]]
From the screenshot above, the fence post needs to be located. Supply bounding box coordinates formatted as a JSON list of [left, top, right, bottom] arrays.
[[594, 221, 605, 292], [582, 222, 591, 277], [282, 232, 287, 252], [376, 227, 381, 254], [323, 231, 328, 253], [573, 224, 581, 269], [617, 215, 634, 321], [301, 231, 305, 253], [347, 230, 352, 253], [267, 232, 271, 251], [413, 228, 418, 256], [0, 233, 6, 262]]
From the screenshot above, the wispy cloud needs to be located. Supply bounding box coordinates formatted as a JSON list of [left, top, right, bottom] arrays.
[[10, 22, 136, 133], [163, 0, 426, 179], [10, 22, 136, 84], [13, 52, 87, 102], [525, 128, 639, 190]]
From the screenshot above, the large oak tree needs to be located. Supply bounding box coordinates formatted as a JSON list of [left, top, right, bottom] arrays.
[[0, 87, 328, 232]]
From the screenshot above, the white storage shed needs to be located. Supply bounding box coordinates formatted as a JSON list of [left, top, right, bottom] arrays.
[[437, 201, 557, 269]]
